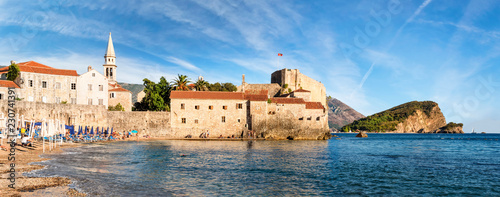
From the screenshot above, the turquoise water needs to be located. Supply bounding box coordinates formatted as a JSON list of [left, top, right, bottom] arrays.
[[27, 134, 500, 196]]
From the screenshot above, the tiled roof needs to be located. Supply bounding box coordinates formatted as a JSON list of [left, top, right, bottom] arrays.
[[0, 61, 78, 76], [305, 102, 324, 110], [0, 80, 20, 88], [171, 91, 245, 100], [109, 87, 131, 92], [293, 89, 310, 93], [270, 97, 306, 104], [244, 90, 268, 101]]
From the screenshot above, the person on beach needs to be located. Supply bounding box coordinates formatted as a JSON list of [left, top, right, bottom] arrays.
[[21, 135, 32, 147], [206, 130, 209, 138]]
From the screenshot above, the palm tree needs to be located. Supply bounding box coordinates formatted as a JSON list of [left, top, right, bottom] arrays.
[[171, 74, 191, 91], [194, 79, 209, 91]]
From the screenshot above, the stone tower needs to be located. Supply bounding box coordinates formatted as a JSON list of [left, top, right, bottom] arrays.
[[103, 32, 117, 84]]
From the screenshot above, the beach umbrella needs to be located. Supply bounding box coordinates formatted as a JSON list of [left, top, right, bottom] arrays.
[[111, 127, 113, 135], [77, 126, 82, 135], [131, 130, 138, 134], [101, 127, 104, 135], [84, 126, 88, 135], [106, 127, 109, 135], [90, 126, 94, 135]]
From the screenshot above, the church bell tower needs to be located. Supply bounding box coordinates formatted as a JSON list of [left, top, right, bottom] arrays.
[[103, 32, 117, 84]]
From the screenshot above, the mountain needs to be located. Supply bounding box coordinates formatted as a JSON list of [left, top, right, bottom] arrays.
[[341, 101, 463, 133], [327, 97, 365, 131], [118, 82, 144, 103]]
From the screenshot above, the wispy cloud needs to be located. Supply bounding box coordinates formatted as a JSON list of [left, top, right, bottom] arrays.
[[163, 56, 201, 73]]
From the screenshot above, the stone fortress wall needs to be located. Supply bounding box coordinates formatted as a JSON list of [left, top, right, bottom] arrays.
[[271, 68, 327, 107], [0, 100, 170, 136]]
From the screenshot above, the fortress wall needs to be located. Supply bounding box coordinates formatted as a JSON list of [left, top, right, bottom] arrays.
[[0, 100, 171, 137], [107, 111, 170, 136], [0, 100, 108, 127], [170, 98, 248, 138]]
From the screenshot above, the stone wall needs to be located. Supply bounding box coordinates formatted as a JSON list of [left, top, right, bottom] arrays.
[[170, 98, 247, 138], [0, 100, 171, 137], [237, 83, 281, 97], [107, 111, 170, 136], [109, 90, 132, 111], [0, 100, 108, 127], [271, 69, 326, 107]]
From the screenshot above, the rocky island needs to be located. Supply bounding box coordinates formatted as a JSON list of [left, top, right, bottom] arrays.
[[341, 101, 464, 133]]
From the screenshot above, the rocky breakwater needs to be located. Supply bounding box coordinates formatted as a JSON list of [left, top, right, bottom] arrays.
[[341, 101, 463, 133]]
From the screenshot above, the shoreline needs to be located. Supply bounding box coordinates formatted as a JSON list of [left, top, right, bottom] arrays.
[[0, 136, 267, 196], [0, 140, 85, 196]]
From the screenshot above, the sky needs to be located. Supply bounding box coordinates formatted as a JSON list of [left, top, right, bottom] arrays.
[[0, 0, 499, 132]]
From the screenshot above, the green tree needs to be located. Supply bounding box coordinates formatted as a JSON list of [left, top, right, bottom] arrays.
[[208, 82, 222, 91], [222, 83, 237, 92], [141, 78, 166, 111], [7, 63, 20, 81], [171, 74, 191, 91], [108, 103, 125, 111], [195, 78, 209, 91]]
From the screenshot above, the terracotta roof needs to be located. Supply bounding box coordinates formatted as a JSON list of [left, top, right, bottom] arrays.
[[109, 87, 131, 92], [270, 97, 306, 104], [0, 80, 20, 88], [245, 89, 268, 95], [171, 91, 245, 100], [244, 90, 268, 101], [0, 61, 78, 76], [305, 102, 324, 110], [293, 89, 310, 93]]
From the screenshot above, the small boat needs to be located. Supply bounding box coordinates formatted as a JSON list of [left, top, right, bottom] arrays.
[[471, 128, 476, 134]]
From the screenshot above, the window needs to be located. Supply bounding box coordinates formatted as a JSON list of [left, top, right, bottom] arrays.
[[237, 119, 241, 123], [307, 116, 312, 121], [299, 117, 304, 120], [209, 105, 213, 110], [55, 97, 61, 103], [194, 119, 198, 124], [110, 93, 115, 98], [28, 80, 33, 87], [222, 105, 227, 110], [92, 73, 95, 77], [71, 98, 76, 104], [0, 93, 3, 100], [88, 84, 92, 91], [222, 116, 226, 123], [181, 103, 185, 109], [71, 83, 76, 90], [195, 105, 200, 110], [181, 118, 186, 124], [42, 81, 47, 88], [55, 82, 61, 89], [316, 117, 320, 121], [42, 96, 47, 103], [99, 85, 103, 91], [236, 103, 243, 109], [88, 98, 93, 105], [99, 99, 103, 105]]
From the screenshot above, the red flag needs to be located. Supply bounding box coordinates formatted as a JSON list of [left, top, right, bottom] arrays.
[[278, 53, 283, 56]]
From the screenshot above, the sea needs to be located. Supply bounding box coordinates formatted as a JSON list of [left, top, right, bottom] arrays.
[[25, 134, 500, 196]]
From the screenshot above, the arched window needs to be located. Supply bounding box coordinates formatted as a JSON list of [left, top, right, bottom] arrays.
[[110, 68, 113, 77], [106, 68, 109, 77]]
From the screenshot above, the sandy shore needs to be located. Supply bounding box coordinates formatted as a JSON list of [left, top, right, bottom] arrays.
[[0, 138, 87, 197], [0, 135, 262, 196]]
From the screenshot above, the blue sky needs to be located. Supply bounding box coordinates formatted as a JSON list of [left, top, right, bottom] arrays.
[[1, 0, 499, 132]]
